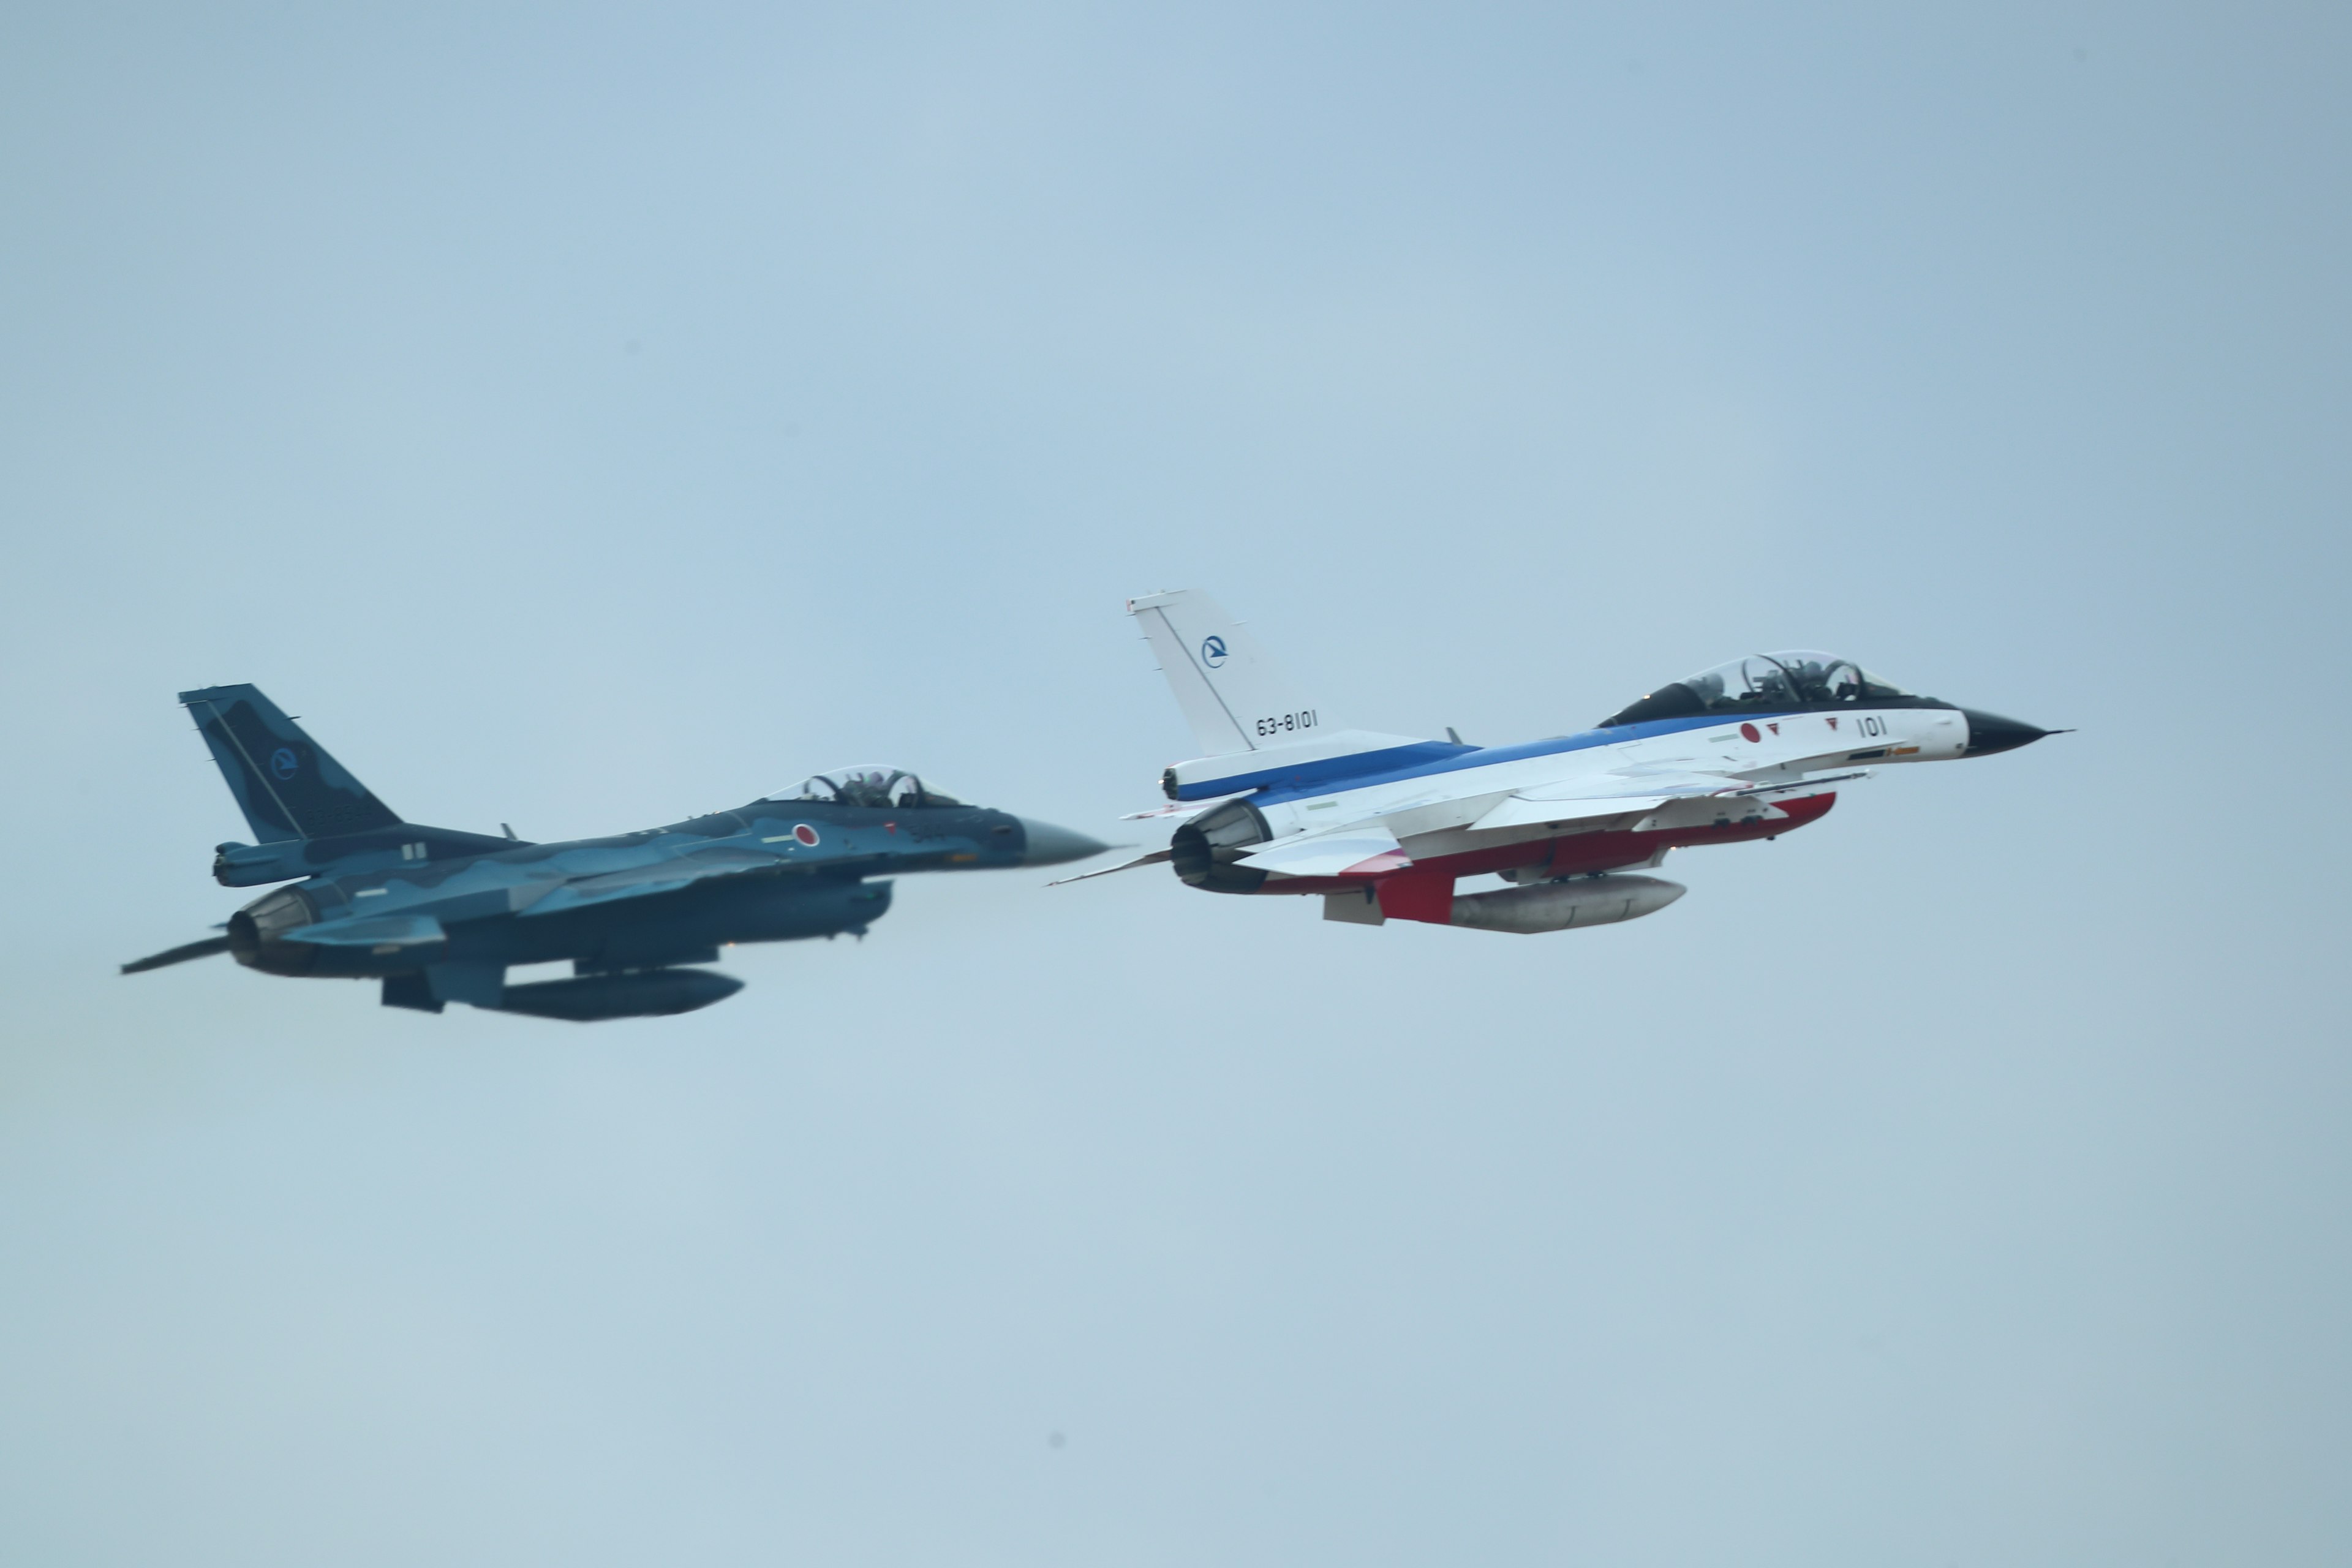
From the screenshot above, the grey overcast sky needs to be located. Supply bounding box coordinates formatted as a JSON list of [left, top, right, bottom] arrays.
[[2, 5, 2347, 1564]]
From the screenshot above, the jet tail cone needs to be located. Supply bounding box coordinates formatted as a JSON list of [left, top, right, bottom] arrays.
[[1016, 817, 1113, 867], [1960, 709, 2057, 757]]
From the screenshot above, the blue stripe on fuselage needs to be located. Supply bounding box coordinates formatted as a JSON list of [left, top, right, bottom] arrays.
[[1175, 741, 1471, 801], [1177, 712, 1805, 804]]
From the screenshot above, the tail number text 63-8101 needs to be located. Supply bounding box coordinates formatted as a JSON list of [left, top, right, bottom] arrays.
[[1254, 709, 1318, 739]]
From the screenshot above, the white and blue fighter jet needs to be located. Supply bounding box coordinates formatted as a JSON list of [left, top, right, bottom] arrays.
[[1070, 590, 2056, 933]]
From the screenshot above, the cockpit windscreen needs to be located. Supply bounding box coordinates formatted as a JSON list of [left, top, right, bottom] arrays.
[[767, 766, 963, 809], [1599, 651, 1911, 728]]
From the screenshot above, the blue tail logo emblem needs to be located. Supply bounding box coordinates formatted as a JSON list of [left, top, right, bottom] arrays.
[[1200, 636, 1228, 669], [270, 747, 299, 779]]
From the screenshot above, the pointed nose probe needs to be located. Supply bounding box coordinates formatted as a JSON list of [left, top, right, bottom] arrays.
[[1015, 817, 1112, 867]]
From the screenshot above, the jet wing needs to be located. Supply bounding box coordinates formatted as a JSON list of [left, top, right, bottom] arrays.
[[1469, 767, 1875, 832], [519, 849, 783, 917], [1468, 770, 1740, 832]]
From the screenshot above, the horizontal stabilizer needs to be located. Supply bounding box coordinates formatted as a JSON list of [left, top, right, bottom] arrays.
[[1237, 825, 1409, 878], [1120, 797, 1242, 822], [121, 935, 232, 974], [1048, 846, 1174, 886]]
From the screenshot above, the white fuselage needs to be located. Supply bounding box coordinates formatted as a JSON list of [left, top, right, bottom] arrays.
[[1221, 704, 1966, 873]]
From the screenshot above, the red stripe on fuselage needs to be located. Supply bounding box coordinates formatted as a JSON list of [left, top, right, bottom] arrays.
[[1257, 791, 1838, 897]]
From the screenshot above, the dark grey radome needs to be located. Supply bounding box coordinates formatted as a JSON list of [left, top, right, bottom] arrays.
[[1959, 709, 2054, 757], [1015, 817, 1114, 867]]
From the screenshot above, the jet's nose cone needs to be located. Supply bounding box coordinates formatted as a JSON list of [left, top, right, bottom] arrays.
[[1960, 709, 2053, 757], [1015, 816, 1112, 867]]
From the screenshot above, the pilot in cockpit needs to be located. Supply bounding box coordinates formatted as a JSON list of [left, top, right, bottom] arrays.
[[772, 766, 965, 810], [1600, 651, 1911, 728]]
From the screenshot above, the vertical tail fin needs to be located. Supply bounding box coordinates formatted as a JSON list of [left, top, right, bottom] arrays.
[[179, 685, 401, 842], [1126, 590, 1335, 758], [1126, 590, 1450, 799]]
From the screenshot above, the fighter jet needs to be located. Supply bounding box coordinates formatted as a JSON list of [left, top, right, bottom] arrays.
[[1071, 591, 2057, 933], [123, 685, 1109, 1019]]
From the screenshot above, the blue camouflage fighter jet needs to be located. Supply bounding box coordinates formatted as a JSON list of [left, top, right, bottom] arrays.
[[123, 685, 1110, 1020]]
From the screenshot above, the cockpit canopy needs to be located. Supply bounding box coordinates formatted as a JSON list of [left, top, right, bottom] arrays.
[[1599, 650, 1912, 728], [767, 765, 963, 809]]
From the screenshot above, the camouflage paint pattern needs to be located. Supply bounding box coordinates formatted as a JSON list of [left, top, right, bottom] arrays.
[[133, 685, 1102, 1020]]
